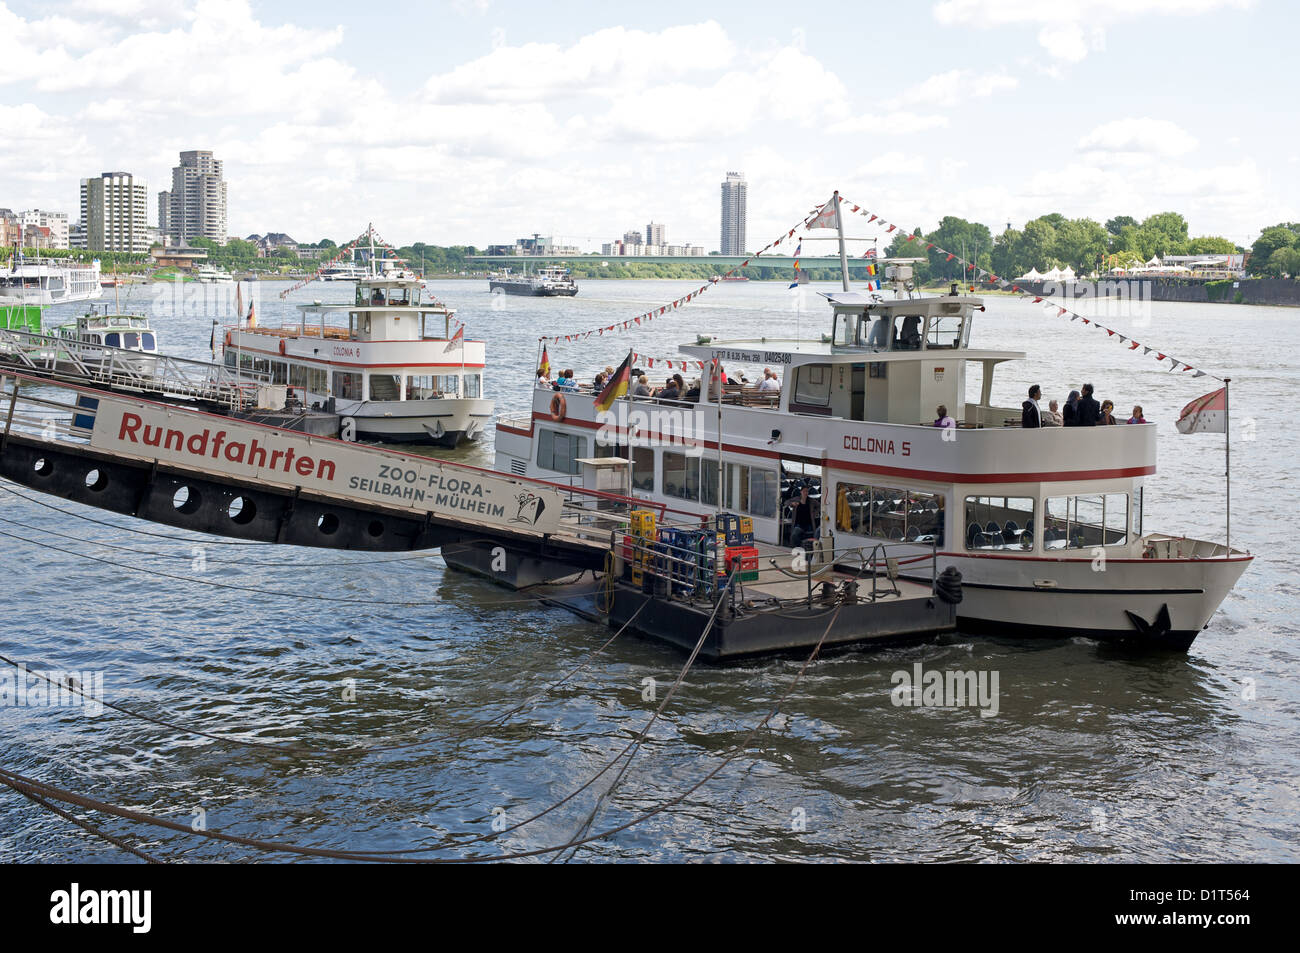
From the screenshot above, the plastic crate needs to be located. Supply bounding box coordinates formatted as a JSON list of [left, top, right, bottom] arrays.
[[715, 513, 742, 545], [630, 509, 657, 538], [726, 545, 760, 582], [738, 516, 754, 544]]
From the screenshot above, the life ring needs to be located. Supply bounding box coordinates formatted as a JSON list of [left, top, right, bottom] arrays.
[[550, 394, 567, 422], [224, 331, 232, 347], [278, 339, 286, 356]]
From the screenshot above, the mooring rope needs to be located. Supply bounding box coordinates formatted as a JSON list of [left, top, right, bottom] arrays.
[[0, 597, 841, 863]]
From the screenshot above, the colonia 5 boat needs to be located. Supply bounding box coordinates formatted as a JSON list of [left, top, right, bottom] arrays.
[[496, 272, 1250, 650]]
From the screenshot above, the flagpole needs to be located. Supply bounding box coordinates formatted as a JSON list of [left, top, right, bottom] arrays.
[[1224, 377, 1231, 557], [833, 190, 850, 292], [716, 356, 723, 518]]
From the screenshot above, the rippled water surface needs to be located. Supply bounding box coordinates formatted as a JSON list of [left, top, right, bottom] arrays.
[[1, 278, 1296, 862]]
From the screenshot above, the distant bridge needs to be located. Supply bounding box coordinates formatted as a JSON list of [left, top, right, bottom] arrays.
[[465, 255, 878, 270]]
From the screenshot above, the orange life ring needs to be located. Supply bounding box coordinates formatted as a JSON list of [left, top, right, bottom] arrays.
[[550, 393, 566, 422]]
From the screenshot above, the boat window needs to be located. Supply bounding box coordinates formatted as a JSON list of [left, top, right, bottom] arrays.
[[701, 459, 720, 507], [833, 312, 858, 347], [271, 361, 288, 385], [536, 428, 587, 475], [463, 374, 481, 399], [793, 364, 831, 405], [894, 315, 923, 350], [964, 496, 1036, 550], [332, 371, 362, 400], [1044, 494, 1130, 549], [715, 462, 778, 517], [925, 315, 962, 349], [1133, 486, 1143, 537], [662, 451, 700, 501], [141, 332, 156, 351], [632, 446, 655, 491], [367, 374, 401, 401], [863, 313, 891, 349], [386, 288, 410, 306], [122, 333, 139, 349], [105, 332, 121, 348], [837, 484, 943, 542]]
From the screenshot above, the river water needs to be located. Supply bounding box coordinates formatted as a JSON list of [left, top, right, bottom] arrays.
[[1, 277, 1296, 862]]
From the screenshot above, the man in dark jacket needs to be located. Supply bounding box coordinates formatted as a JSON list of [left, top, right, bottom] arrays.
[[1021, 385, 1042, 428], [1076, 383, 1101, 426]]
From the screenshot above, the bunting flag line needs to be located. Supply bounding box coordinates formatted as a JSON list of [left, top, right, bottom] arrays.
[[837, 193, 1222, 382]]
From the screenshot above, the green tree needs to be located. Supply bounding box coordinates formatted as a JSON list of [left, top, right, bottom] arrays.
[[1266, 246, 1300, 277], [1186, 236, 1239, 255], [1250, 226, 1298, 273], [1105, 215, 1138, 237], [923, 216, 992, 282], [1053, 218, 1109, 272]]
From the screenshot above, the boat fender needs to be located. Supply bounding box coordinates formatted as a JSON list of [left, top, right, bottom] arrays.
[[935, 566, 963, 605], [550, 394, 566, 422], [279, 339, 286, 355]]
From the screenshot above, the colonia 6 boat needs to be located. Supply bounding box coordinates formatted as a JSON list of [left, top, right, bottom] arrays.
[[225, 272, 492, 446], [496, 275, 1250, 650]]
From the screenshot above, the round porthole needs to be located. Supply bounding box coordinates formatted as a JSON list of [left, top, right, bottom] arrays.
[[83, 468, 108, 492], [317, 513, 340, 535], [227, 496, 256, 525], [172, 486, 201, 515], [33, 457, 53, 477]]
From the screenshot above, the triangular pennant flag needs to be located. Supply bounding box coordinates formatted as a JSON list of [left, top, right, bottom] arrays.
[[1129, 341, 1140, 350]]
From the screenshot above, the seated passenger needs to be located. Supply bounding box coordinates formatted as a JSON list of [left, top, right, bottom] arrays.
[[1099, 399, 1117, 426], [934, 404, 956, 428], [1127, 405, 1147, 424], [898, 315, 921, 350], [1043, 400, 1064, 426], [758, 369, 781, 393], [866, 314, 890, 348]]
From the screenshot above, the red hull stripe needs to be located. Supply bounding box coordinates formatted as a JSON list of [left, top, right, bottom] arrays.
[[529, 412, 1156, 484], [233, 343, 484, 369]]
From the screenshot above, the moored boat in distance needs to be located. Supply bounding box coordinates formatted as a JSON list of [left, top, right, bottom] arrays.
[[193, 264, 234, 283], [489, 265, 578, 297], [0, 254, 103, 306], [495, 268, 1250, 650], [225, 269, 492, 446]]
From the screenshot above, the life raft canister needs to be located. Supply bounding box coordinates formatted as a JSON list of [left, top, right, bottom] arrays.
[[550, 393, 567, 422], [279, 339, 286, 355]]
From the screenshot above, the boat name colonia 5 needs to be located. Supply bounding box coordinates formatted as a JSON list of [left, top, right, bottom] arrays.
[[495, 213, 1251, 650]]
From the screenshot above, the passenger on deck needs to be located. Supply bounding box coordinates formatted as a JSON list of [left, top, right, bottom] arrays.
[[759, 368, 781, 393], [1062, 390, 1081, 426], [535, 368, 551, 389], [656, 377, 680, 402], [934, 405, 956, 428], [1076, 383, 1101, 426], [1043, 400, 1064, 426], [1099, 399, 1117, 425], [790, 484, 817, 550], [684, 378, 701, 401], [632, 375, 651, 397], [1127, 405, 1147, 424], [1022, 385, 1042, 428], [867, 313, 890, 348], [592, 372, 606, 391], [899, 315, 922, 349]]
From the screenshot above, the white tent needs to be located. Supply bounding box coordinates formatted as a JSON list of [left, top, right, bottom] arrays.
[[1059, 265, 1076, 281], [1041, 267, 1062, 282], [1146, 255, 1162, 267], [1015, 266, 1044, 281]]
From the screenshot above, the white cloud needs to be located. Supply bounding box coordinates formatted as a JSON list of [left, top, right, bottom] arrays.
[[1078, 118, 1199, 157], [424, 21, 736, 104], [931, 0, 1253, 63], [828, 112, 949, 135], [902, 69, 1018, 105]]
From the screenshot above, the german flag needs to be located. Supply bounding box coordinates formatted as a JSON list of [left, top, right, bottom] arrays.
[[595, 351, 632, 412], [539, 345, 551, 378]]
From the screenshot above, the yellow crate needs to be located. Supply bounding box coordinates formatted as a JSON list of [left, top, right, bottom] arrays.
[[630, 509, 657, 538]]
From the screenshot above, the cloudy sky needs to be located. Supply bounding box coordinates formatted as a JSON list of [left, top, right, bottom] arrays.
[[2, 0, 1290, 250]]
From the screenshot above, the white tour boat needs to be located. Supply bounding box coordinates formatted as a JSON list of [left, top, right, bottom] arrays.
[[193, 264, 234, 284], [224, 272, 492, 446], [495, 276, 1250, 651], [0, 255, 103, 306]]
